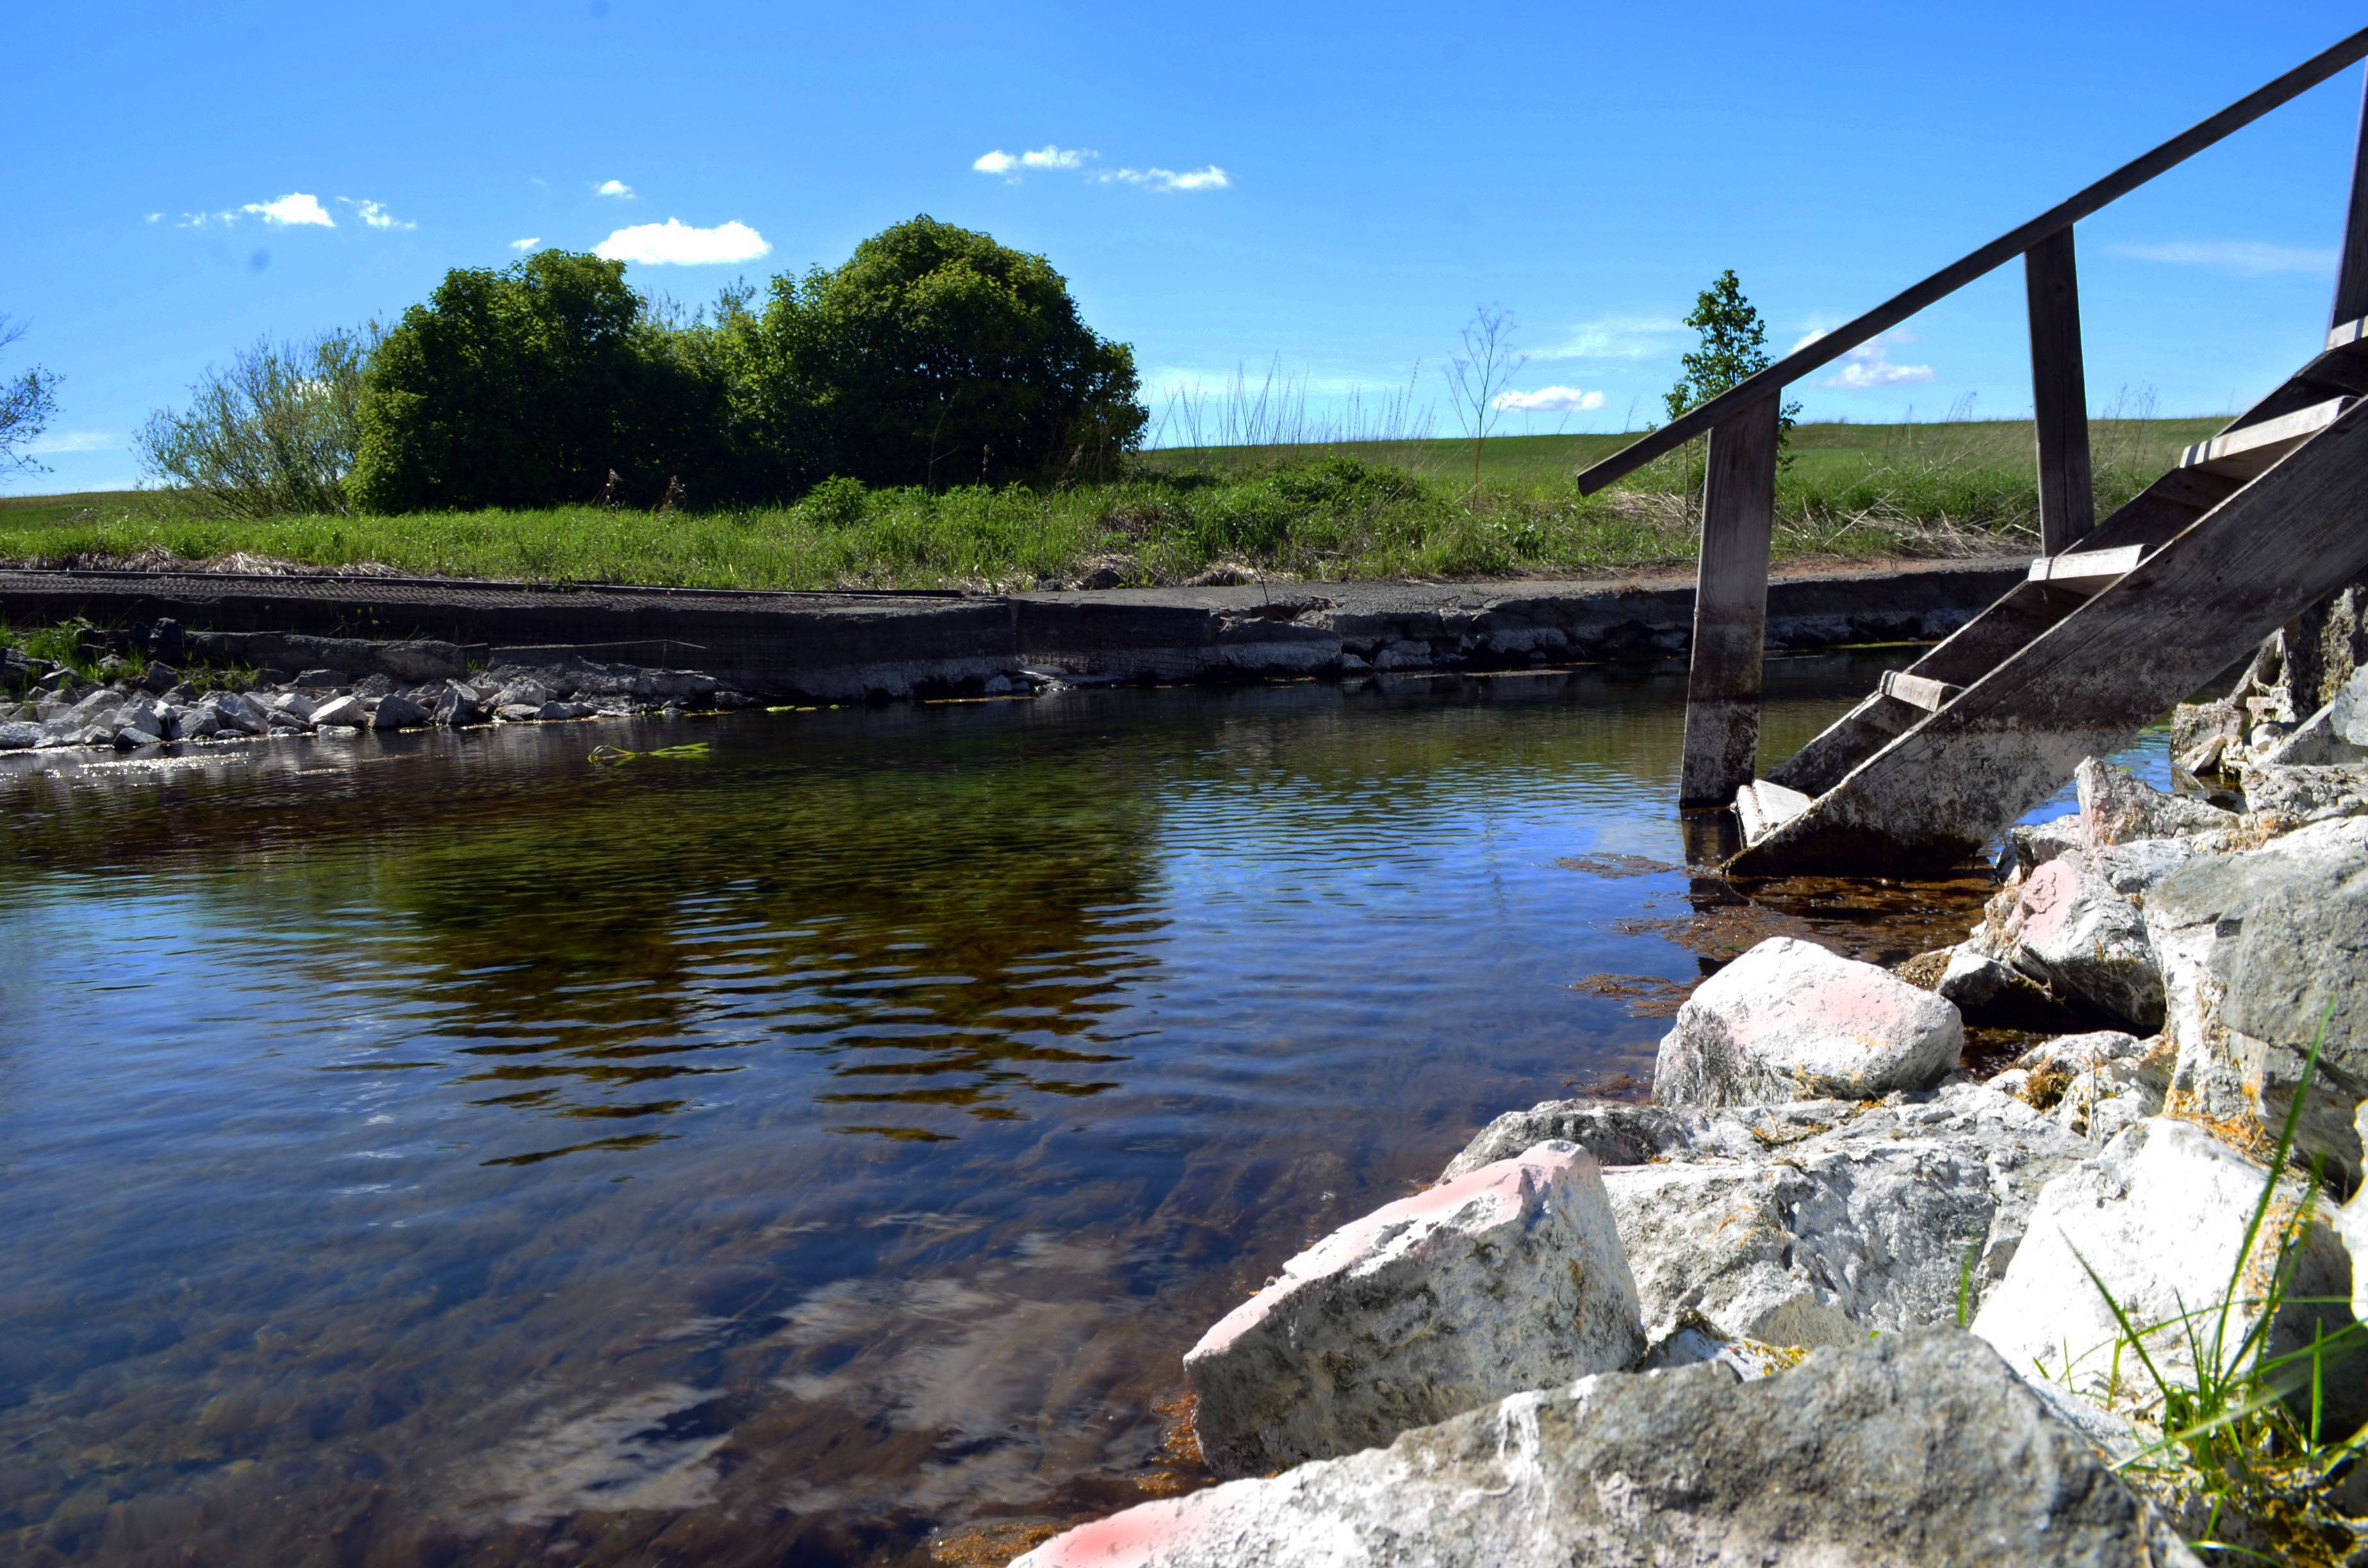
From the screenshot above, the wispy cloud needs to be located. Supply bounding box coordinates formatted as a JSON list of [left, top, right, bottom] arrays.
[[973, 145, 1096, 182], [510, 236, 542, 251], [1493, 386, 1605, 413], [1529, 314, 1684, 361], [595, 179, 635, 198], [1814, 334, 1933, 389], [594, 218, 771, 265], [1094, 165, 1230, 192], [2112, 239, 2338, 275], [144, 213, 161, 224], [339, 197, 413, 231], [244, 193, 334, 227], [27, 429, 121, 455], [971, 146, 1229, 192], [176, 192, 348, 229]]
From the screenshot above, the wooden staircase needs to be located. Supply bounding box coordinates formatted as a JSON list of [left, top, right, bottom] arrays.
[[1574, 28, 2368, 874]]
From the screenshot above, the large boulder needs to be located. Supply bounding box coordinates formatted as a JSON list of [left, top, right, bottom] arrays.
[[1652, 937, 1962, 1106], [2146, 817, 2368, 1132], [2219, 857, 2368, 1186], [1993, 853, 2164, 1031], [2241, 762, 2368, 826], [1971, 1117, 2353, 1416], [1183, 1142, 1641, 1478], [1445, 1082, 2092, 1343], [1015, 1332, 2200, 1568], [2077, 756, 2242, 846]]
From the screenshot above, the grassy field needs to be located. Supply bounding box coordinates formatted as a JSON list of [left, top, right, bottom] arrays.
[[0, 416, 2228, 590]]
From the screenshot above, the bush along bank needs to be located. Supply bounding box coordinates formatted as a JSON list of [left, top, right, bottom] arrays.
[[1012, 755, 2368, 1567]]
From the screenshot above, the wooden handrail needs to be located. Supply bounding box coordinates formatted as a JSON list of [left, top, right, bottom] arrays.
[[1575, 26, 2368, 495]]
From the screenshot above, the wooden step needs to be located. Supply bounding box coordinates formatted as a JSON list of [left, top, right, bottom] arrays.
[[2027, 543, 2146, 596], [2330, 316, 2368, 351], [1734, 778, 1814, 846], [2180, 395, 2351, 478], [1879, 669, 1966, 711]]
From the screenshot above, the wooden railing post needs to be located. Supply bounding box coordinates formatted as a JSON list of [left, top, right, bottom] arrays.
[[1679, 393, 1781, 808], [2333, 65, 2368, 329], [2025, 226, 2095, 555]]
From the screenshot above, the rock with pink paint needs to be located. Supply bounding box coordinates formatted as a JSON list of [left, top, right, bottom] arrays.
[[1651, 936, 1963, 1107], [1014, 1330, 2199, 1568], [1989, 851, 2164, 1031], [1181, 1140, 1641, 1478]]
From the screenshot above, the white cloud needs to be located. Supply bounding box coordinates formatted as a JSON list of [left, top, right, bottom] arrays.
[[1529, 314, 1685, 361], [1492, 386, 1606, 413], [242, 192, 334, 227], [339, 197, 414, 230], [144, 213, 161, 224], [1788, 327, 1830, 354], [1815, 337, 1934, 389], [510, 236, 542, 251], [973, 145, 1096, 182], [2112, 239, 2338, 275], [27, 429, 121, 455], [1095, 165, 1230, 192], [594, 217, 771, 265], [596, 179, 635, 198]]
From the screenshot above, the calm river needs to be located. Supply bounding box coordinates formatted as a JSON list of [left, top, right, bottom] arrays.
[[0, 655, 2151, 1567]]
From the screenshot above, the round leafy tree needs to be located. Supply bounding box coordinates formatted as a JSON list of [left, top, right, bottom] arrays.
[[763, 215, 1146, 489]]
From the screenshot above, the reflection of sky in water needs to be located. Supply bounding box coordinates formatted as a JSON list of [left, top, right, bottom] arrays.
[[0, 662, 2171, 1566]]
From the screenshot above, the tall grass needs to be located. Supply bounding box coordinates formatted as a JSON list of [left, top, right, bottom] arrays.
[[2, 412, 2231, 590], [2069, 1015, 2367, 1565]]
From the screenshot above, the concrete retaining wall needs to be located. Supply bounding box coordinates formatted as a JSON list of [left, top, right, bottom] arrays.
[[0, 559, 2030, 702]]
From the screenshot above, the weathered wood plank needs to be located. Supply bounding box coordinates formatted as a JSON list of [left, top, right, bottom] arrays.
[[1679, 395, 1781, 807], [1735, 778, 1814, 845], [2335, 68, 2368, 332], [2026, 228, 2096, 554], [2181, 395, 2352, 477], [1878, 670, 1965, 711], [1735, 398, 2368, 873], [1574, 27, 2368, 496], [2028, 544, 2146, 596]]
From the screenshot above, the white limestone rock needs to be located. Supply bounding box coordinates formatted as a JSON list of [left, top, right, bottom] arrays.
[[1444, 1082, 2092, 1344], [1017, 1332, 2200, 1568], [2076, 756, 2242, 846], [1652, 936, 1962, 1106], [1182, 1141, 1641, 1478], [2241, 762, 2368, 826], [1971, 1116, 2351, 1416], [2146, 816, 2368, 1129], [1996, 853, 2164, 1031], [309, 694, 368, 728]]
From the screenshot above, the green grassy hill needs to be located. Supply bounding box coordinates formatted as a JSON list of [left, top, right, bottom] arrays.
[[0, 417, 2232, 589]]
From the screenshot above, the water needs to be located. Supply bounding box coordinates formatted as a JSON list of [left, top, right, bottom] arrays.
[[0, 656, 2160, 1567]]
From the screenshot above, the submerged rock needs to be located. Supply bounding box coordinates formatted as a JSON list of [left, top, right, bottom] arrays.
[[1183, 1141, 1641, 1478], [1016, 1332, 2200, 1568], [1652, 936, 1962, 1106]]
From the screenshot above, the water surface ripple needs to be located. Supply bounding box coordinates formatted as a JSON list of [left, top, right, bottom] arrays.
[[0, 658, 2130, 1566]]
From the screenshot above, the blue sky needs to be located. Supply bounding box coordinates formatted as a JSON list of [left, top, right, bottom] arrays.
[[8, 0, 2365, 493]]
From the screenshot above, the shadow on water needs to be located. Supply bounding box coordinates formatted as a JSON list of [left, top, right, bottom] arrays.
[[0, 651, 2158, 1566]]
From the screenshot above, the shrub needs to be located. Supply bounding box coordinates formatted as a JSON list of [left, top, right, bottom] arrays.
[[759, 215, 1146, 491], [135, 329, 371, 516], [350, 252, 736, 513]]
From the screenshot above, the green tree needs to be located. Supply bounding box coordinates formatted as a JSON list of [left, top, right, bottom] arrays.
[[757, 215, 1146, 490], [351, 251, 733, 513], [1664, 269, 1800, 452], [0, 316, 61, 475], [136, 329, 373, 516]]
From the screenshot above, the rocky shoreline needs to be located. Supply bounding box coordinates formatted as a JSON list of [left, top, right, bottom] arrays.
[[1009, 706, 2368, 1562]]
